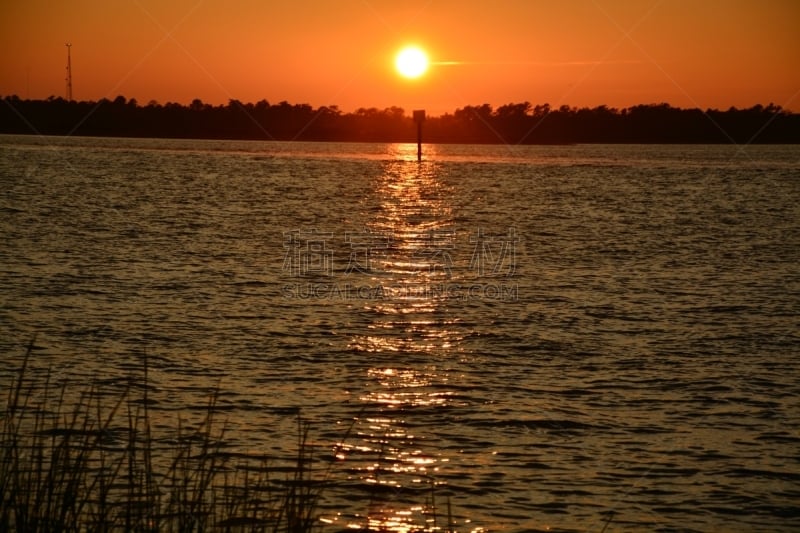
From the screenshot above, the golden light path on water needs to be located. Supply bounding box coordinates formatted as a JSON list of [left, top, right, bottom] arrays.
[[334, 144, 482, 532]]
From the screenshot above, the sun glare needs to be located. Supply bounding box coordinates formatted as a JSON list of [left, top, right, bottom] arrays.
[[395, 46, 429, 79]]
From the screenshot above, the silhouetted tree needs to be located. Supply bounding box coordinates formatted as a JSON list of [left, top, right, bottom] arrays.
[[1, 95, 798, 143]]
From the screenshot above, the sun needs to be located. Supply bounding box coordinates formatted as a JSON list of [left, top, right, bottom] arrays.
[[395, 46, 429, 79]]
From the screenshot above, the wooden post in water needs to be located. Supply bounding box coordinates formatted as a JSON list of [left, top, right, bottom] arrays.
[[413, 109, 426, 161]]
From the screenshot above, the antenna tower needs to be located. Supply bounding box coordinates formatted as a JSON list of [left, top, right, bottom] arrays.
[[65, 43, 73, 101]]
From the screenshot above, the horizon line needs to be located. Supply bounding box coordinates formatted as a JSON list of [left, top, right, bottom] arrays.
[[2, 94, 795, 117]]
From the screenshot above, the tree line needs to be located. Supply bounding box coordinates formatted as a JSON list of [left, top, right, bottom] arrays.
[[1, 95, 797, 143]]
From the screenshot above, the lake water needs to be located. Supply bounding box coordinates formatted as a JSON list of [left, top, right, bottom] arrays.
[[1, 135, 799, 532]]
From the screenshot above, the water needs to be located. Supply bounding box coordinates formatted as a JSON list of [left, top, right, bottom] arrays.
[[1, 135, 800, 532]]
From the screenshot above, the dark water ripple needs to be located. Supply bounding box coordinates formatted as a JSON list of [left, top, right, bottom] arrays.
[[2, 137, 800, 531]]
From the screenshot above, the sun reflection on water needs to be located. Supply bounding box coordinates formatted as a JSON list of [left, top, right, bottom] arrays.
[[363, 367, 455, 408], [335, 145, 474, 532]]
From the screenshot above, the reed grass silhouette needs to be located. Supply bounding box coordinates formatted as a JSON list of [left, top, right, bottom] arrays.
[[0, 339, 339, 533]]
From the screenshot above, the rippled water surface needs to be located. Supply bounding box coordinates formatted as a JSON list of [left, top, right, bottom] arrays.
[[2, 135, 800, 532]]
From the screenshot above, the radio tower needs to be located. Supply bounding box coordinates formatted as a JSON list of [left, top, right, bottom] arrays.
[[65, 43, 73, 101]]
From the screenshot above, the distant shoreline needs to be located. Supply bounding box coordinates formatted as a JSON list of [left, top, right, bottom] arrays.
[[2, 96, 798, 144], [6, 133, 800, 147]]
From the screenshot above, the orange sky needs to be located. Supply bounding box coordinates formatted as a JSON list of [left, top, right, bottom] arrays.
[[1, 0, 798, 115]]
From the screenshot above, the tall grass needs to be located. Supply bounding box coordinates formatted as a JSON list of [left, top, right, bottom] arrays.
[[0, 340, 331, 533], [1, 341, 459, 533]]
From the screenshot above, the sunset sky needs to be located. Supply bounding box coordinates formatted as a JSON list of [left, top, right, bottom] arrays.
[[1, 0, 798, 115]]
